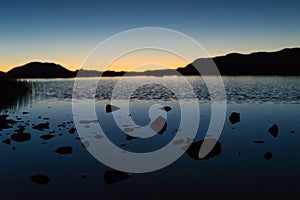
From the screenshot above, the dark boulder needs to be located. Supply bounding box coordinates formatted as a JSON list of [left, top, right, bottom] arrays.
[[55, 146, 73, 154], [2, 138, 11, 145], [104, 170, 130, 184], [229, 112, 240, 124], [0, 115, 15, 129], [264, 152, 273, 160], [268, 124, 278, 138], [106, 104, 120, 113], [150, 116, 167, 135], [160, 106, 172, 112], [32, 122, 50, 131], [186, 138, 222, 160], [40, 134, 55, 140], [11, 133, 31, 142], [68, 127, 76, 134], [31, 175, 50, 185]]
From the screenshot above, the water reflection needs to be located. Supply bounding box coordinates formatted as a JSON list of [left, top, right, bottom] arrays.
[[20, 76, 300, 104], [0, 76, 299, 199]]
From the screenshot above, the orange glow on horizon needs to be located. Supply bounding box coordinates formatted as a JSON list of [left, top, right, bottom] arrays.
[[81, 49, 190, 72], [0, 50, 189, 73]]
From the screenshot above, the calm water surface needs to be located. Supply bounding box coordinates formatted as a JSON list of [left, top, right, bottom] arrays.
[[1, 76, 299, 200]]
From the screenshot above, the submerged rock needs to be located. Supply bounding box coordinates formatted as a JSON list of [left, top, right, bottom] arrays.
[[11, 133, 31, 142], [124, 127, 134, 132], [186, 138, 222, 160], [32, 122, 50, 131], [229, 112, 240, 124], [172, 139, 185, 145], [104, 170, 130, 184], [268, 124, 279, 138], [40, 134, 55, 140], [106, 104, 120, 113], [253, 140, 266, 144], [94, 134, 104, 139], [79, 120, 98, 124], [81, 172, 87, 178], [14, 125, 26, 133], [150, 116, 167, 135], [31, 175, 50, 185], [55, 146, 73, 154], [2, 138, 11, 145], [0, 115, 15, 129], [264, 152, 273, 160], [68, 127, 76, 134], [159, 106, 172, 112], [125, 134, 139, 141]]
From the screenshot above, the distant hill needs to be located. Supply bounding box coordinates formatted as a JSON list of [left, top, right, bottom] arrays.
[[7, 62, 76, 78], [178, 48, 300, 75], [75, 69, 126, 77], [3, 48, 300, 78]]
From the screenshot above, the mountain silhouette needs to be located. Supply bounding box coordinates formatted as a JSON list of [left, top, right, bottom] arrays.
[[3, 48, 300, 78], [178, 48, 300, 75], [7, 62, 76, 78]]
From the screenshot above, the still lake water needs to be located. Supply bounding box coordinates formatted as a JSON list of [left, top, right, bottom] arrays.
[[1, 76, 299, 199]]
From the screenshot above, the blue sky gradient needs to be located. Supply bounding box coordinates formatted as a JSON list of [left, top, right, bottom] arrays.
[[0, 0, 299, 71]]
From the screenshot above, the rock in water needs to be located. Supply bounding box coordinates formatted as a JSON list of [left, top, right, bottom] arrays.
[[264, 152, 273, 160], [229, 112, 240, 124], [106, 104, 120, 113], [253, 140, 266, 144], [125, 134, 139, 141], [0, 115, 15, 129], [2, 138, 11, 145], [104, 170, 130, 184], [124, 127, 134, 132], [31, 175, 50, 185], [94, 134, 104, 139], [40, 134, 55, 140], [11, 133, 31, 142], [186, 138, 222, 160], [55, 146, 73, 154], [68, 127, 76, 134], [32, 122, 50, 131], [150, 116, 167, 135], [14, 125, 26, 133], [268, 124, 278, 138], [159, 106, 172, 112]]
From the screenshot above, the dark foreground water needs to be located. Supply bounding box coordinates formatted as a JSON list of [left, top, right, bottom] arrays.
[[0, 76, 299, 200]]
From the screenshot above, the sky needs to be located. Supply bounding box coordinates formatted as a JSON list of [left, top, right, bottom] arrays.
[[0, 0, 300, 72]]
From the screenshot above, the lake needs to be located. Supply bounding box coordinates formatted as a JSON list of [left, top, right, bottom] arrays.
[[1, 76, 299, 200]]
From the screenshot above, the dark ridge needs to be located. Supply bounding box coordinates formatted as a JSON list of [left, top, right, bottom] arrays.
[[7, 62, 76, 78], [177, 48, 300, 76], [3, 48, 300, 78]]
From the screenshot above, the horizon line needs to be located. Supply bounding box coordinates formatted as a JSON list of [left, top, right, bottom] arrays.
[[2, 46, 299, 73]]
